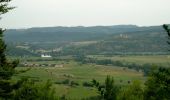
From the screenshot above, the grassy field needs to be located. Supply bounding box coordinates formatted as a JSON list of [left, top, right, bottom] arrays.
[[12, 55, 170, 99], [14, 59, 144, 99], [89, 55, 170, 66]]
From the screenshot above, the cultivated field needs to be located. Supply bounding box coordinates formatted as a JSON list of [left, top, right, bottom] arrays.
[[13, 55, 170, 99], [89, 55, 170, 66]]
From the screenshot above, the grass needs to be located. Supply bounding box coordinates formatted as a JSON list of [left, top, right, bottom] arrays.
[[54, 85, 98, 99], [14, 59, 144, 99], [90, 55, 170, 66], [13, 55, 170, 99]]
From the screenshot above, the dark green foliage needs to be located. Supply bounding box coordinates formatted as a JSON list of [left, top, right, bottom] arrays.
[[89, 67, 170, 100], [62, 79, 70, 85], [140, 25, 170, 99], [59, 95, 67, 100], [163, 24, 170, 36], [82, 82, 93, 87], [104, 76, 117, 100], [0, 0, 14, 15], [0, 29, 7, 68], [81, 96, 101, 100], [70, 81, 79, 87], [118, 80, 144, 100], [14, 79, 56, 100], [163, 24, 170, 46], [0, 1, 20, 99], [92, 76, 118, 100], [144, 67, 170, 100], [55, 79, 79, 87]]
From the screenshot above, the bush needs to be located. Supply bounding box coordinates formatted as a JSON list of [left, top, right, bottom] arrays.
[[83, 82, 93, 87], [118, 80, 144, 100], [70, 81, 79, 86], [13, 79, 56, 100], [62, 79, 70, 85], [144, 67, 170, 100], [92, 76, 119, 100]]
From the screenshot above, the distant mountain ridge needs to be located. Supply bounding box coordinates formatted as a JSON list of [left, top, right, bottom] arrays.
[[4, 25, 164, 43], [4, 25, 169, 56]]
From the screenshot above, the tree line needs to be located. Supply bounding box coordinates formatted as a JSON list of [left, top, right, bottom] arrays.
[[89, 68, 170, 100], [74, 55, 155, 76], [0, 0, 170, 100]]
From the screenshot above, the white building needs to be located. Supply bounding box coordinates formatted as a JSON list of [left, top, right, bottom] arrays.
[[41, 54, 52, 58]]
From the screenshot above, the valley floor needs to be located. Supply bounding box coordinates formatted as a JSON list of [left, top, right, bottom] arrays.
[[13, 55, 170, 99]]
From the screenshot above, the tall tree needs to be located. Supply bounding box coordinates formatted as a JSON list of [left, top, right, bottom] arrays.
[[143, 25, 170, 100], [0, 0, 19, 99], [0, 1, 57, 100], [92, 76, 118, 100], [0, 0, 14, 16], [144, 67, 170, 100], [118, 80, 143, 100], [163, 24, 170, 45]]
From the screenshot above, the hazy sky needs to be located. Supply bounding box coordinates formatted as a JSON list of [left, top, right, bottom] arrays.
[[0, 0, 170, 28]]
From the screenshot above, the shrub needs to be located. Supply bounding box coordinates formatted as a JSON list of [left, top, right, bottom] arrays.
[[70, 81, 79, 86], [14, 79, 56, 100], [92, 76, 119, 100], [83, 82, 93, 87], [62, 79, 70, 85]]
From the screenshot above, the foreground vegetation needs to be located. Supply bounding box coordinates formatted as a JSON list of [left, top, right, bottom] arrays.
[[12, 56, 169, 100], [0, 0, 170, 100], [14, 60, 143, 99]]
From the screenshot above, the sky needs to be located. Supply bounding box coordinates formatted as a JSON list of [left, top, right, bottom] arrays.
[[0, 0, 170, 29]]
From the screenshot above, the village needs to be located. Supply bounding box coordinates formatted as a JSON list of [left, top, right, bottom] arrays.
[[19, 54, 64, 68], [21, 62, 64, 68]]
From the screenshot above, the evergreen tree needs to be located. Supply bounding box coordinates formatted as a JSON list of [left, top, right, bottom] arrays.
[[163, 24, 170, 36], [118, 80, 143, 100], [163, 24, 170, 45], [0, 0, 19, 99], [92, 76, 118, 100], [0, 0, 14, 16], [14, 79, 56, 100], [0, 1, 57, 99], [143, 25, 170, 100], [144, 67, 170, 100]]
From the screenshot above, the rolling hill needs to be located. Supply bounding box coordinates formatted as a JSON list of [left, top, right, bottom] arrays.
[[4, 25, 170, 56]]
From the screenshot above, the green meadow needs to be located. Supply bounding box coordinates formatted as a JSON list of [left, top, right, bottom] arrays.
[[90, 55, 170, 66], [13, 55, 170, 99]]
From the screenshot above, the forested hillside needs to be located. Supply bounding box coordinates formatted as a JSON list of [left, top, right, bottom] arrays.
[[4, 25, 163, 42], [4, 25, 169, 56]]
